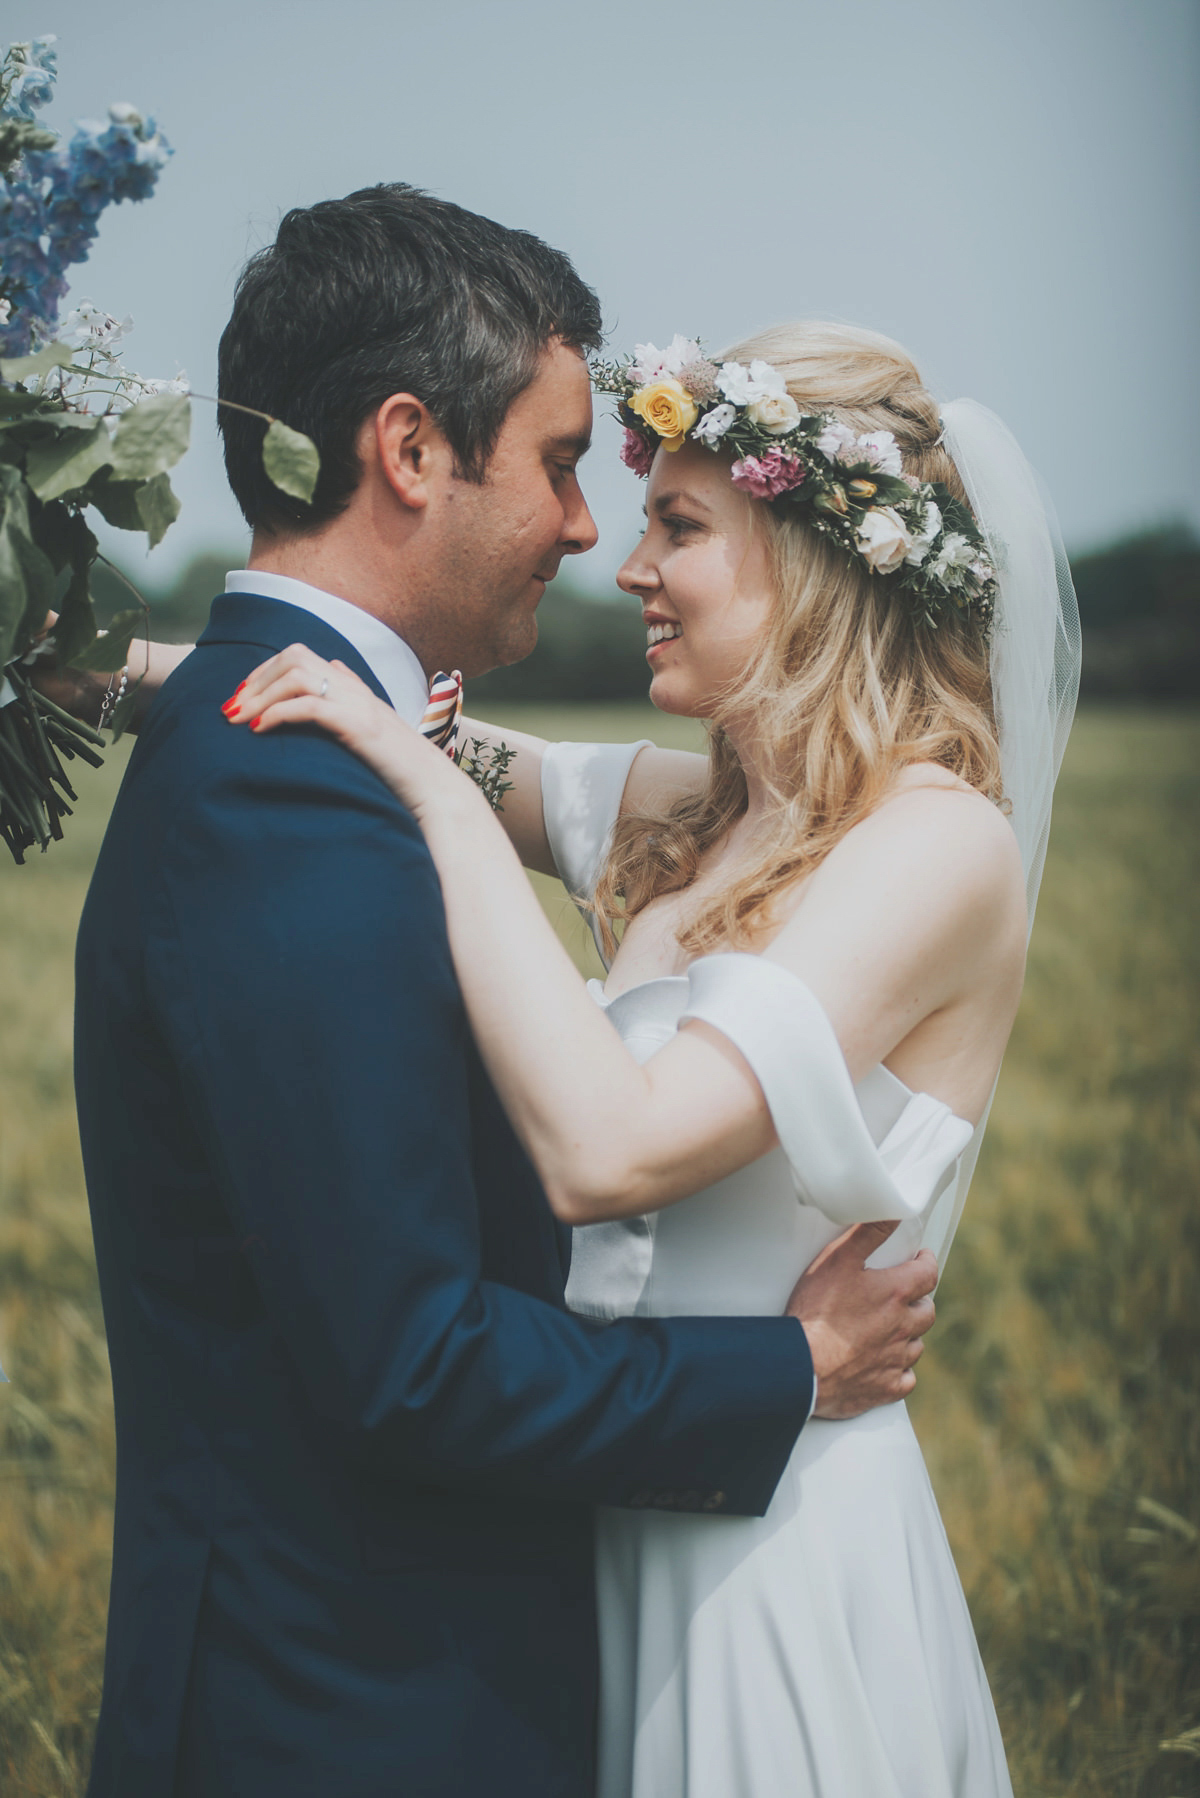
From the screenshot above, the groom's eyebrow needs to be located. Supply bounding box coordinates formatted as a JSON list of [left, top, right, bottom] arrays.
[[546, 430, 592, 459]]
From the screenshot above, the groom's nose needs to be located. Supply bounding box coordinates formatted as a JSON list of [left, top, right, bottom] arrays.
[[560, 481, 599, 557]]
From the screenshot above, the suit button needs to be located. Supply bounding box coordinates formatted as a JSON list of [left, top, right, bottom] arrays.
[[701, 1490, 727, 1512], [628, 1489, 652, 1508]]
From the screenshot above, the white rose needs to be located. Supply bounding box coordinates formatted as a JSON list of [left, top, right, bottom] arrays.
[[905, 498, 942, 566], [692, 403, 738, 444], [747, 391, 801, 435], [856, 507, 913, 575]]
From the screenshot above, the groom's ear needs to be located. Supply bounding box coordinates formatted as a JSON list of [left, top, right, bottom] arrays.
[[369, 394, 447, 513]]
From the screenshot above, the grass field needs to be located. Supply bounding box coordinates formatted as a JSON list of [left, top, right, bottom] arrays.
[[1, 702, 1197, 1796]]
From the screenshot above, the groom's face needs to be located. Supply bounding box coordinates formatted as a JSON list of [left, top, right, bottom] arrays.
[[432, 341, 598, 678]]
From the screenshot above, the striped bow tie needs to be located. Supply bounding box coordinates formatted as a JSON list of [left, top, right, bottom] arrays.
[[419, 669, 463, 759]]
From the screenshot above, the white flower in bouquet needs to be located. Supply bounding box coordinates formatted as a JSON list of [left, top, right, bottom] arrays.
[[58, 301, 133, 355], [140, 370, 190, 395], [856, 506, 913, 574]]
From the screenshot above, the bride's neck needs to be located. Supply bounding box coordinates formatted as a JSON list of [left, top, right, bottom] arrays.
[[719, 716, 775, 827]]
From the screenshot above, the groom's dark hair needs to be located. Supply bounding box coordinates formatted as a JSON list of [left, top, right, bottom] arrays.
[[218, 182, 604, 533]]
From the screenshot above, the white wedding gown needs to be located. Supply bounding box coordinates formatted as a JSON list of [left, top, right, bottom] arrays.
[[541, 740, 1014, 1798]]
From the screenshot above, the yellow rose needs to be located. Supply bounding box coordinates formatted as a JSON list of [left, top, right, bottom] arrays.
[[628, 378, 699, 451]]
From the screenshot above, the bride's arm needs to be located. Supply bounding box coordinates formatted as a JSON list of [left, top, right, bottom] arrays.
[[453, 715, 706, 878], [31, 631, 191, 730], [230, 651, 1024, 1226]]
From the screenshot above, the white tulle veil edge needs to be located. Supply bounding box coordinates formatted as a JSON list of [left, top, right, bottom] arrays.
[[921, 398, 1082, 1274]]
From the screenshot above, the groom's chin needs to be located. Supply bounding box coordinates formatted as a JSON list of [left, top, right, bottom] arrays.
[[464, 610, 539, 680]]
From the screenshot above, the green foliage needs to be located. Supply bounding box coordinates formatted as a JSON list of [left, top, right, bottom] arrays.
[[0, 366, 320, 862], [454, 736, 517, 811], [262, 418, 320, 504], [132, 471, 180, 549], [0, 343, 73, 385], [67, 609, 145, 674], [23, 417, 113, 503], [0, 465, 53, 670], [107, 390, 189, 483]]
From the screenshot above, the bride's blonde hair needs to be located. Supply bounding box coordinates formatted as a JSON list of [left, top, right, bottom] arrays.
[[593, 320, 1004, 958]]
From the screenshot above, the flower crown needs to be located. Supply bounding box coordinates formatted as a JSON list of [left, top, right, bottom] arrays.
[[590, 335, 997, 632]]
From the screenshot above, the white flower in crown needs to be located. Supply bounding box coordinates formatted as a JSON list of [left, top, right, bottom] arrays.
[[856, 507, 913, 575], [930, 531, 975, 580], [816, 419, 859, 462], [717, 358, 788, 407], [905, 498, 943, 566], [747, 390, 801, 435], [629, 334, 703, 385], [692, 402, 738, 444], [854, 431, 904, 476]]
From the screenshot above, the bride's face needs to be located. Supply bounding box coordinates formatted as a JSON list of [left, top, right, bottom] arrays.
[[616, 443, 774, 718]]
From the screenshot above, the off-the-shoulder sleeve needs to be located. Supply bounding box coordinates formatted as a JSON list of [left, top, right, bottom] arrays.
[[680, 953, 974, 1239], [541, 739, 652, 962]]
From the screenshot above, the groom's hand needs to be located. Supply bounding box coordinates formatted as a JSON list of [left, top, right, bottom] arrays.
[[786, 1223, 938, 1419]]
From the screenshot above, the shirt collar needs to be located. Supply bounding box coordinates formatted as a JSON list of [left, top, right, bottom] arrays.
[[224, 570, 429, 725]]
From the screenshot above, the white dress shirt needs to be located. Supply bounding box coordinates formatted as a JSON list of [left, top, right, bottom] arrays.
[[224, 570, 430, 725]]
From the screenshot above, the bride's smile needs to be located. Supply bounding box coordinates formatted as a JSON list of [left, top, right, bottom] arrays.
[[618, 443, 773, 721]]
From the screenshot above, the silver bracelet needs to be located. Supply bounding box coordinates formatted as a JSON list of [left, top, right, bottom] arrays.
[[99, 666, 129, 731]]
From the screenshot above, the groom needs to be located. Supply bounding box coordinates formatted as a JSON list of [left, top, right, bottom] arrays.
[[74, 183, 938, 1798]]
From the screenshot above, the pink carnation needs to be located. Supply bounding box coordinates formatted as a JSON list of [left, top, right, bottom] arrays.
[[620, 427, 656, 478], [729, 449, 807, 500]]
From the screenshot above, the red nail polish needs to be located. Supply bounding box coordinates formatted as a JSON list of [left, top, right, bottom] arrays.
[[250, 717, 261, 731], [222, 702, 240, 717]]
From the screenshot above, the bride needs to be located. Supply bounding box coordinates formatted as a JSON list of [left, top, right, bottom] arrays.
[[136, 322, 1081, 1795]]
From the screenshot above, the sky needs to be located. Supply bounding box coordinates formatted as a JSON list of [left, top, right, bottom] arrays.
[[17, 0, 1200, 597]]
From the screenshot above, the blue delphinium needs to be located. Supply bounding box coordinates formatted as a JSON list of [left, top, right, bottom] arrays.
[[1, 34, 56, 121], [0, 38, 171, 357]]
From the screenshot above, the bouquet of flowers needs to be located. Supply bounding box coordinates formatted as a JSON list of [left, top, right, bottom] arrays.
[[0, 36, 318, 864]]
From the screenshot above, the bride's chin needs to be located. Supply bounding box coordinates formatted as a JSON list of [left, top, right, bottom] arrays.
[[647, 672, 709, 720]]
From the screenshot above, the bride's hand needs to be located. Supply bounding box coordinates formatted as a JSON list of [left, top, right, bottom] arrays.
[[224, 644, 468, 824]]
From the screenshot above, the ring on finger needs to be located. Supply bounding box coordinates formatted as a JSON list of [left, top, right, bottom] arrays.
[[318, 677, 330, 699]]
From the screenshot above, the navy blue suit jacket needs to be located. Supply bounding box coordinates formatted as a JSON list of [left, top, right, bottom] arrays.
[[75, 593, 814, 1798]]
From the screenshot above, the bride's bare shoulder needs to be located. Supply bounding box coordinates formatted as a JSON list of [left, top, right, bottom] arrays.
[[792, 764, 1026, 950]]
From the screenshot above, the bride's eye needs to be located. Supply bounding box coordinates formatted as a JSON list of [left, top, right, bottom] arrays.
[[665, 515, 701, 543]]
